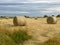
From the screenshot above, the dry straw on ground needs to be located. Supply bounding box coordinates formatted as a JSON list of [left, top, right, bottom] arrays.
[[47, 16, 57, 24], [13, 16, 26, 26]]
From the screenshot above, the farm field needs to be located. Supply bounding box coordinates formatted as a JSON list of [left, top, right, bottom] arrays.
[[0, 17, 60, 45]]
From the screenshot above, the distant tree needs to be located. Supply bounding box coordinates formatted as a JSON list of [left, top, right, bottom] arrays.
[[0, 16, 6, 18], [52, 15, 54, 16], [56, 14, 60, 17], [24, 15, 30, 18], [44, 15, 48, 18], [9, 17, 14, 18]]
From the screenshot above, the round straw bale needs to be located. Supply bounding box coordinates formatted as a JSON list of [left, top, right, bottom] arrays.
[[47, 16, 57, 24], [13, 16, 26, 26], [34, 17, 38, 20]]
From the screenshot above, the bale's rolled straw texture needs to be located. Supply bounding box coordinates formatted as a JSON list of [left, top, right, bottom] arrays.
[[13, 16, 26, 26], [47, 17, 57, 24]]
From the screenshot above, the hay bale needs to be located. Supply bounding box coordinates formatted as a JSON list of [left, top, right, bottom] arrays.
[[13, 16, 26, 26], [34, 17, 38, 20], [47, 16, 57, 24]]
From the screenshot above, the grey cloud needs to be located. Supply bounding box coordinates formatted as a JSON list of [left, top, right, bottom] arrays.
[[0, 2, 60, 16]]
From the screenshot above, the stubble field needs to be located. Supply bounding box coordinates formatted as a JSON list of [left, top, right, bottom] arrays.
[[0, 17, 60, 45]]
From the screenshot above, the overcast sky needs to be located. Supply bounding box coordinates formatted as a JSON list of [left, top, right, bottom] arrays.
[[0, 0, 60, 3], [0, 0, 60, 16]]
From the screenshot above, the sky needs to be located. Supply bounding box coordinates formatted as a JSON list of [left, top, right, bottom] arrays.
[[0, 0, 60, 3], [0, 0, 60, 17]]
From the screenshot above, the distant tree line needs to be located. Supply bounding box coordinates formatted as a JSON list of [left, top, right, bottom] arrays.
[[0, 16, 14, 19], [0, 14, 60, 19], [24, 14, 60, 18], [44, 14, 60, 18]]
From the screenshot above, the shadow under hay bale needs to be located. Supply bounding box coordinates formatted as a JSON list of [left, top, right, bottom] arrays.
[[47, 16, 57, 24], [13, 16, 26, 26]]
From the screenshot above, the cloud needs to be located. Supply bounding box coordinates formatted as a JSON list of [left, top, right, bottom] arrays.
[[0, 1, 60, 16], [46, 7, 60, 11], [0, 10, 30, 14], [38, 7, 60, 15], [0, 0, 60, 3]]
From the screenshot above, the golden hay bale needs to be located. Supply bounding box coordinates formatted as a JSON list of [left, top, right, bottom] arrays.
[[34, 17, 38, 20], [13, 16, 26, 26], [47, 16, 57, 24]]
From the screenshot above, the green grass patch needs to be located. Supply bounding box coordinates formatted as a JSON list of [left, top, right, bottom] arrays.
[[0, 32, 17, 45], [0, 29, 32, 45], [11, 30, 32, 44]]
